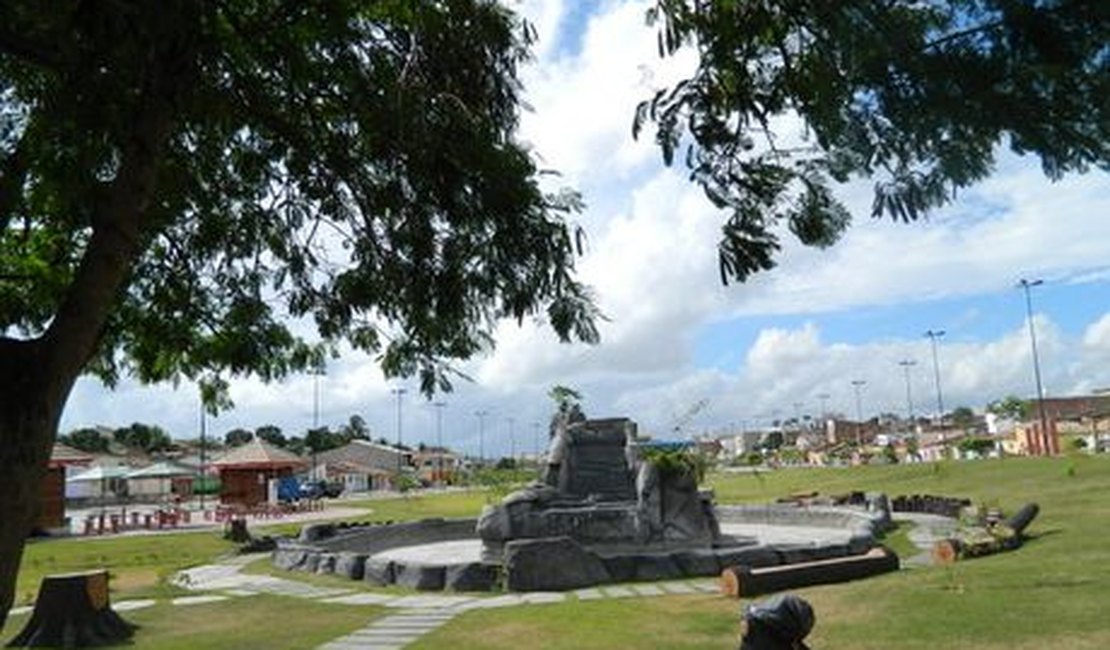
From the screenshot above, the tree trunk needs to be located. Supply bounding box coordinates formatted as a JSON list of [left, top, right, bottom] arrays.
[[0, 341, 72, 631], [0, 16, 188, 631]]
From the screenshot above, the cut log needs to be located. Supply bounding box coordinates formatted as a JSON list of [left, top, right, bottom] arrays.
[[7, 570, 135, 647], [1004, 503, 1039, 536], [720, 547, 899, 598]]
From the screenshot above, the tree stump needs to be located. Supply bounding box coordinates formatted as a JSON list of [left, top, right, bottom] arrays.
[[224, 517, 250, 543], [7, 570, 135, 647]]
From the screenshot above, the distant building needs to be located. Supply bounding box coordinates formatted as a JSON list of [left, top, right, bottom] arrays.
[[1006, 420, 1061, 457], [411, 448, 464, 485], [37, 443, 92, 533], [315, 439, 408, 492]]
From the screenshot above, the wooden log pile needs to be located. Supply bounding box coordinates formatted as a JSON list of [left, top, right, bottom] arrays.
[[890, 494, 971, 518], [932, 503, 1040, 564], [720, 547, 900, 598]]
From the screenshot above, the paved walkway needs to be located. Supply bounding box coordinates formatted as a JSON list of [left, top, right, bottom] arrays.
[[893, 513, 960, 566], [169, 553, 722, 649]]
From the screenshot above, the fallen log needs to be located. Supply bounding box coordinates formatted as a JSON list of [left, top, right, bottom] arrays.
[[8, 570, 135, 647], [720, 546, 899, 598]]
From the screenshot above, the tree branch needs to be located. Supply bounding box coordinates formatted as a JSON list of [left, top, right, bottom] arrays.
[[921, 20, 1006, 52], [0, 23, 60, 68]]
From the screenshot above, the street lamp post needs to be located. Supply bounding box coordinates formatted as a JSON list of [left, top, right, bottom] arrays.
[[310, 365, 326, 480], [433, 401, 446, 487], [198, 398, 206, 511], [1019, 278, 1051, 442], [924, 329, 947, 423], [816, 393, 830, 419], [898, 360, 917, 429], [391, 387, 407, 479], [474, 410, 489, 466], [851, 380, 866, 446], [507, 417, 516, 464]]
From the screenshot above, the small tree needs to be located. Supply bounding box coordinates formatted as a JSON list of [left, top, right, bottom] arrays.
[[223, 429, 254, 448], [950, 407, 978, 431], [988, 396, 1031, 421], [255, 425, 286, 448], [958, 438, 996, 457], [59, 428, 110, 454]]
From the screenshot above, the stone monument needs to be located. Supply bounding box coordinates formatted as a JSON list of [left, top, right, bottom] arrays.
[[477, 417, 723, 588]]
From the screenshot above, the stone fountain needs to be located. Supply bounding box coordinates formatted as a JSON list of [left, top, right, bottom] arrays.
[[273, 415, 890, 592]]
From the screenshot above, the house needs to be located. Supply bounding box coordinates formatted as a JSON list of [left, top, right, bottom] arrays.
[[314, 439, 408, 492], [411, 447, 463, 485], [36, 443, 92, 533], [1007, 420, 1061, 457]]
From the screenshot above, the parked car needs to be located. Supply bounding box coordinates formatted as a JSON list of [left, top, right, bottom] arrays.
[[298, 479, 344, 500]]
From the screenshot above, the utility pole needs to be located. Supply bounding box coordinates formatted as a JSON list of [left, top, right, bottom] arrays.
[[433, 401, 446, 487], [924, 329, 947, 423], [198, 398, 206, 511], [506, 417, 516, 463], [1019, 278, 1051, 443], [310, 364, 326, 480], [391, 387, 407, 479], [898, 360, 917, 429], [851, 380, 866, 446], [474, 410, 489, 466], [816, 393, 830, 419]]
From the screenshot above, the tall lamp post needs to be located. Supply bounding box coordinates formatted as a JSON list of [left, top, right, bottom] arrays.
[[850, 380, 866, 446], [198, 398, 207, 511], [1019, 278, 1051, 442], [391, 387, 407, 479], [474, 410, 489, 467], [432, 401, 446, 487], [898, 360, 917, 430], [924, 329, 947, 423], [310, 365, 326, 480], [507, 417, 516, 464]]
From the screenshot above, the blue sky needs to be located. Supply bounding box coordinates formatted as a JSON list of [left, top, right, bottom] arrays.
[[694, 277, 1110, 372], [60, 1, 1110, 456]]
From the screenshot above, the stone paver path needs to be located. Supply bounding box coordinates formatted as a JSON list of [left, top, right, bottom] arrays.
[[894, 513, 960, 566], [163, 553, 729, 649]]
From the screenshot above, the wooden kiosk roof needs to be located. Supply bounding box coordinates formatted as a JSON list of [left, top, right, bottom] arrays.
[[211, 438, 306, 470]]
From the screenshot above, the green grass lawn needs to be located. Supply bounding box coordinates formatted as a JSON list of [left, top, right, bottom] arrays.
[[417, 455, 1110, 649], [1, 595, 378, 649], [10, 458, 1109, 648], [14, 532, 237, 607]]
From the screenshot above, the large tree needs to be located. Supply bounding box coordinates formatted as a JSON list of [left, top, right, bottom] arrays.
[[0, 0, 597, 624], [637, 0, 1108, 282]]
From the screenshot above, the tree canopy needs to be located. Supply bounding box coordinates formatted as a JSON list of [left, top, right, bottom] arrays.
[[0, 0, 599, 401], [0, 1, 600, 625], [637, 0, 1109, 283]]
